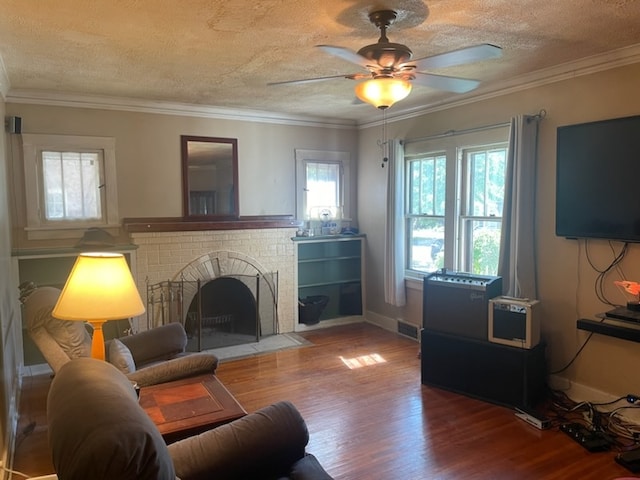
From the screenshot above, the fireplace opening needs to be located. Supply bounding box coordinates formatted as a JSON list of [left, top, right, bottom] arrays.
[[147, 273, 278, 351], [145, 250, 279, 351], [185, 277, 258, 350]]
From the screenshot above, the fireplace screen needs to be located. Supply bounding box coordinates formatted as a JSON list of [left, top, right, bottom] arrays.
[[146, 272, 278, 351]]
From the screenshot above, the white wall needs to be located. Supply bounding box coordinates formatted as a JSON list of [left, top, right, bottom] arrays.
[[358, 62, 640, 399], [7, 62, 640, 406], [5, 103, 358, 251], [1, 97, 23, 475]]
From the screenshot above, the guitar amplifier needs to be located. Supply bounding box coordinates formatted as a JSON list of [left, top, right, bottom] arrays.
[[423, 271, 502, 340], [489, 296, 541, 349]]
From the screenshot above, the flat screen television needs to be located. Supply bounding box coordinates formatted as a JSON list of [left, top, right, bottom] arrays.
[[556, 114, 640, 242]]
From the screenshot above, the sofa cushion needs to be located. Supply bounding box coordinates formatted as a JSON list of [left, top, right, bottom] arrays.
[[48, 358, 176, 480], [24, 287, 91, 359], [109, 338, 136, 374]]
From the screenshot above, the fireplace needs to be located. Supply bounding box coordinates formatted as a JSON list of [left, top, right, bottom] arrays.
[[187, 277, 257, 340], [131, 228, 296, 334], [146, 250, 279, 351]]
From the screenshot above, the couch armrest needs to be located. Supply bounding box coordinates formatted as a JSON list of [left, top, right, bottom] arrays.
[[48, 358, 176, 480], [28, 327, 70, 373], [120, 323, 188, 366], [168, 401, 328, 480], [127, 352, 218, 387]]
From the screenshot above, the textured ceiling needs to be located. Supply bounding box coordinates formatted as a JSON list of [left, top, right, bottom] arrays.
[[1, 0, 640, 123]]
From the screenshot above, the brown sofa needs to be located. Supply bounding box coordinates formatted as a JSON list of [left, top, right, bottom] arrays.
[[47, 358, 334, 479], [24, 286, 218, 386]]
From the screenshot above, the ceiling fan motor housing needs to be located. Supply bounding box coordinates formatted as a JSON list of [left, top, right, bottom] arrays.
[[359, 10, 413, 69], [357, 42, 412, 68]]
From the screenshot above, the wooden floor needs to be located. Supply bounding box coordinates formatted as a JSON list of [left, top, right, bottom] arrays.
[[13, 323, 635, 479]]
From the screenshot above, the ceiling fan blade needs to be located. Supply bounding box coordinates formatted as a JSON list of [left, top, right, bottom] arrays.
[[317, 45, 372, 69], [408, 44, 502, 71], [412, 73, 481, 93], [267, 74, 363, 86]]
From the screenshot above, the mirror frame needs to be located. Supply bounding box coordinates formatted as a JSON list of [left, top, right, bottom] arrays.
[[181, 135, 239, 220]]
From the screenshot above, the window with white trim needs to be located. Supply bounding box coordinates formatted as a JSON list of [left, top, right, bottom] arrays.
[[458, 145, 507, 274], [295, 149, 351, 223], [22, 134, 119, 240], [404, 127, 509, 276]]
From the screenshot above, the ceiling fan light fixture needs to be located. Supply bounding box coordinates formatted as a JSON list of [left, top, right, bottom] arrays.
[[355, 78, 412, 109]]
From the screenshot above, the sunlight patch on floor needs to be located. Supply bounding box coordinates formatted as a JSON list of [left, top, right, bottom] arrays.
[[340, 353, 387, 369]]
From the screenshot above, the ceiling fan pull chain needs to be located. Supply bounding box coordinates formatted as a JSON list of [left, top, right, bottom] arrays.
[[381, 109, 389, 168]]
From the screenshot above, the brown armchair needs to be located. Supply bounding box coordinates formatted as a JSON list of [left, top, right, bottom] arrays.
[[23, 286, 218, 386], [48, 358, 334, 480]]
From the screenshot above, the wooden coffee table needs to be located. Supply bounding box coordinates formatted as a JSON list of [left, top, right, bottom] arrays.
[[139, 374, 247, 443]]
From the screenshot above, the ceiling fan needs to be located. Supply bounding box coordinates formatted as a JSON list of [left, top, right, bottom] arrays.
[[269, 10, 502, 109]]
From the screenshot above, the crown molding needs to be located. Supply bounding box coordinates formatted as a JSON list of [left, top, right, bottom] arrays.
[[5, 43, 640, 129], [5, 89, 357, 129], [359, 43, 640, 129]]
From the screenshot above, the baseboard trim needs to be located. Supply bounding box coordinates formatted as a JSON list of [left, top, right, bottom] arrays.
[[364, 311, 396, 332], [294, 315, 364, 332], [549, 374, 640, 424], [22, 363, 52, 377], [365, 311, 420, 341]]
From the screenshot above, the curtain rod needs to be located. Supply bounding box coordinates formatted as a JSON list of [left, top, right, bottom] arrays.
[[406, 109, 546, 145]]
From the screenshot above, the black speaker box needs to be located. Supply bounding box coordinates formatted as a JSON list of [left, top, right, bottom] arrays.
[[421, 328, 547, 409]]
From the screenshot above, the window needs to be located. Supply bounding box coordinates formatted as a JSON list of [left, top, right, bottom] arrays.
[[405, 127, 509, 276], [458, 146, 507, 274], [305, 162, 341, 218], [22, 134, 119, 239], [41, 150, 103, 221], [406, 154, 446, 273], [295, 149, 351, 223]]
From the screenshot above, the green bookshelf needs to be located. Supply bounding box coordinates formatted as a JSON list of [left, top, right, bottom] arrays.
[[295, 235, 364, 323]]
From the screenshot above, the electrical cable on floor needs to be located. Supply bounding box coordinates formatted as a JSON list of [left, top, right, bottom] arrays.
[[1, 466, 30, 478], [608, 407, 640, 443], [547, 387, 640, 452], [14, 421, 37, 450]]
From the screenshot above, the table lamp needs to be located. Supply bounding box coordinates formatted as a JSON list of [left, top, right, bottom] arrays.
[[53, 252, 145, 360]]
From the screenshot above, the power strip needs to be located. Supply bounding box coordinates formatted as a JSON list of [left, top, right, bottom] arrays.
[[560, 423, 612, 452]]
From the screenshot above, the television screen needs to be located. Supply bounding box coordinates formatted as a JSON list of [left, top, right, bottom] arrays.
[[556, 114, 640, 242]]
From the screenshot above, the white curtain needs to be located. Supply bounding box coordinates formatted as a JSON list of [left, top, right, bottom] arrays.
[[384, 139, 406, 306], [498, 115, 541, 299]]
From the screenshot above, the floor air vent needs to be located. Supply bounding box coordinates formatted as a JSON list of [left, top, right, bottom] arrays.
[[397, 321, 418, 339]]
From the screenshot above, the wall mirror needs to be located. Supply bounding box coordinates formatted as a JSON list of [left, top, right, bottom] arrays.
[[181, 135, 239, 219]]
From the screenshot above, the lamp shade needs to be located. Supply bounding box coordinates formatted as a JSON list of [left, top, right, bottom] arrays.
[[53, 252, 145, 322], [354, 78, 412, 109]]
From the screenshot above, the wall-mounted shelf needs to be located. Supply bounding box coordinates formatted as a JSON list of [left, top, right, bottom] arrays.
[[577, 318, 640, 343]]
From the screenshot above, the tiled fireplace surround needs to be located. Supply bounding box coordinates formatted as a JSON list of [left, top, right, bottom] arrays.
[[130, 227, 298, 334]]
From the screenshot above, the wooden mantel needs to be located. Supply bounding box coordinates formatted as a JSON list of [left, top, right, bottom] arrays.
[[123, 215, 303, 233]]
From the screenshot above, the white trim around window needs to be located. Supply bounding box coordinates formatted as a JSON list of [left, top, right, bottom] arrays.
[[22, 134, 119, 240], [294, 149, 351, 222]]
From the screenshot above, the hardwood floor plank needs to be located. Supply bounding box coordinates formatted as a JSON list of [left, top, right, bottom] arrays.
[[13, 322, 634, 479]]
